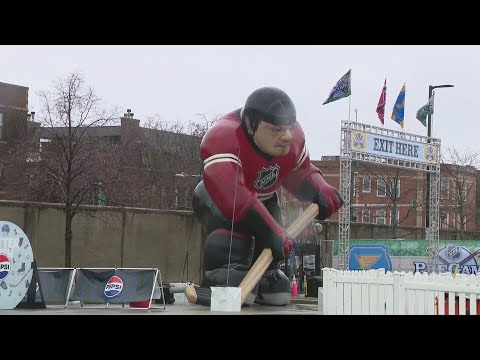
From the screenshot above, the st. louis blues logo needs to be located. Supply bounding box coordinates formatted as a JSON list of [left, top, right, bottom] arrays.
[[104, 275, 123, 297], [349, 244, 392, 271], [254, 165, 280, 190], [0, 253, 10, 280], [353, 133, 365, 150], [425, 146, 435, 162]]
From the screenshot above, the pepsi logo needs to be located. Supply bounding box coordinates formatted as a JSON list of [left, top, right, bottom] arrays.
[[104, 275, 123, 297], [0, 253, 10, 281]]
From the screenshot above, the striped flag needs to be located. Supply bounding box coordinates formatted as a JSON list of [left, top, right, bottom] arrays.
[[376, 79, 386, 125]]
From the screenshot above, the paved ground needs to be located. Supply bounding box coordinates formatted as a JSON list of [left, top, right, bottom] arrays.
[[2, 295, 322, 315]]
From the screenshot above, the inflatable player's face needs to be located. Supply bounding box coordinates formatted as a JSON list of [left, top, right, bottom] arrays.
[[254, 121, 294, 157]]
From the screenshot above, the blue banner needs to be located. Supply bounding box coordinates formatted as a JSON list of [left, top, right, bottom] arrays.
[[349, 244, 392, 271]]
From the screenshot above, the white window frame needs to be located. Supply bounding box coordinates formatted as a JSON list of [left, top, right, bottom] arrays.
[[376, 210, 386, 225], [362, 209, 370, 223], [439, 209, 449, 229], [461, 183, 468, 203], [362, 176, 371, 193], [389, 209, 400, 226], [377, 178, 386, 197], [391, 178, 400, 198]]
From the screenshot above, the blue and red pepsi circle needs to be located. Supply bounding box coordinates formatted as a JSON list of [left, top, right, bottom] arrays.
[[104, 275, 123, 297], [0, 253, 10, 281]]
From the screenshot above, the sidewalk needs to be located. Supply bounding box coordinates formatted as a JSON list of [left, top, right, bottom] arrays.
[[4, 291, 323, 315]]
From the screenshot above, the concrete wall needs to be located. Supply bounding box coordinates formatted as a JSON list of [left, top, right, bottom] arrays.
[[1, 200, 478, 284], [0, 201, 203, 284]]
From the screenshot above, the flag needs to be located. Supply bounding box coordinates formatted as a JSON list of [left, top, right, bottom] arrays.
[[323, 69, 351, 105], [416, 91, 435, 127], [376, 79, 386, 125], [391, 83, 406, 129]]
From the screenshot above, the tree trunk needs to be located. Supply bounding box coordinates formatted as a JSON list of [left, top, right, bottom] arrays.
[[65, 206, 73, 267], [392, 202, 398, 239]]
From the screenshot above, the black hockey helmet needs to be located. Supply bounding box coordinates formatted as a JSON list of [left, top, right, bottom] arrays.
[[243, 87, 296, 129]]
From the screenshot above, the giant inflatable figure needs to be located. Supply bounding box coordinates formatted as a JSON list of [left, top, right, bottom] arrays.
[[192, 87, 343, 306]]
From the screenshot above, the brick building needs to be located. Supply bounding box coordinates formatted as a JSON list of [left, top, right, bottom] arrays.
[[281, 156, 478, 235], [34, 111, 202, 210], [0, 82, 29, 200], [0, 80, 202, 210]]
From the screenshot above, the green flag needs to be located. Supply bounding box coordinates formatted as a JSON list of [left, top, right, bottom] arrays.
[[323, 70, 351, 105], [416, 91, 435, 127]]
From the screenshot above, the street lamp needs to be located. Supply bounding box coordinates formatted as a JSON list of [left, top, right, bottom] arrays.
[[425, 84, 454, 228], [427, 84, 454, 139]]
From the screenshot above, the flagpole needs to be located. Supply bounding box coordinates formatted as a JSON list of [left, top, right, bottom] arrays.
[[348, 95, 351, 122], [348, 69, 352, 122]]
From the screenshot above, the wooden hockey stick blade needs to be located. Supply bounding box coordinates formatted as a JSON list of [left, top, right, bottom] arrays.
[[239, 203, 319, 305]]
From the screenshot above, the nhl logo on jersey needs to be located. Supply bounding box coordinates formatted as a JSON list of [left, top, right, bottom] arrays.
[[254, 165, 280, 190]]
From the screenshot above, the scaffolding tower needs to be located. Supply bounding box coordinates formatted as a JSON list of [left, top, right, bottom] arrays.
[[339, 121, 441, 272]]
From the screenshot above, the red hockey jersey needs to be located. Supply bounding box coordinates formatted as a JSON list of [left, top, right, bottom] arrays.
[[201, 109, 324, 239]]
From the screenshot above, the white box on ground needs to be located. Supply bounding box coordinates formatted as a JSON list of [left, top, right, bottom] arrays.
[[174, 292, 187, 304], [211, 287, 241, 312]]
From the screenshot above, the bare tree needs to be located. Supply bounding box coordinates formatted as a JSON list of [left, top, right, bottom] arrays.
[[9, 71, 120, 266], [356, 162, 420, 239], [439, 147, 479, 239], [119, 113, 219, 210]]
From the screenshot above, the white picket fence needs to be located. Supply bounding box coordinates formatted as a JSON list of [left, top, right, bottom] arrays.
[[322, 268, 480, 315]]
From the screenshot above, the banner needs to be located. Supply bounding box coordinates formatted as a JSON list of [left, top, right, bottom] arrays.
[[69, 269, 157, 304]]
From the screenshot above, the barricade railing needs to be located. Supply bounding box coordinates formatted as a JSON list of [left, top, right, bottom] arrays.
[[322, 268, 480, 315]]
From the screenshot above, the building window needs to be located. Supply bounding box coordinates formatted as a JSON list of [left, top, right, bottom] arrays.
[[389, 209, 400, 226], [0, 113, 5, 140], [362, 176, 371, 193], [362, 209, 370, 223], [461, 183, 468, 203], [440, 209, 449, 229], [141, 147, 152, 166], [377, 178, 386, 197], [440, 180, 449, 199], [376, 210, 386, 225], [391, 178, 400, 198]]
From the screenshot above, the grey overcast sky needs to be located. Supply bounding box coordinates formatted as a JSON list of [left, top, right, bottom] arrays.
[[0, 45, 476, 161]]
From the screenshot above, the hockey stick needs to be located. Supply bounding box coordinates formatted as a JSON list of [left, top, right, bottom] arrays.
[[185, 203, 319, 306]]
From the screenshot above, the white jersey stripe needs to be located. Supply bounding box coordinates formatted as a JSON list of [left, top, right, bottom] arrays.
[[294, 145, 308, 171], [257, 192, 275, 201], [204, 153, 242, 170]]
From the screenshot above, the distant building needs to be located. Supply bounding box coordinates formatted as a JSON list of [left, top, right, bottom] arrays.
[[280, 156, 478, 235], [0, 82, 29, 200], [34, 110, 202, 210]]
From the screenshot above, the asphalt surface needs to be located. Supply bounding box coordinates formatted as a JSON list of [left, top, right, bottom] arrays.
[[2, 295, 322, 315]]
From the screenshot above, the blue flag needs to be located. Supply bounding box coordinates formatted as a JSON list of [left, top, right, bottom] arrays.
[[391, 83, 406, 129]]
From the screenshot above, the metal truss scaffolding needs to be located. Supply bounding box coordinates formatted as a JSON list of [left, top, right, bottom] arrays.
[[339, 121, 441, 272]]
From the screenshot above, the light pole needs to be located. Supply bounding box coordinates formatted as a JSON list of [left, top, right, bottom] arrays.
[[425, 84, 454, 228]]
